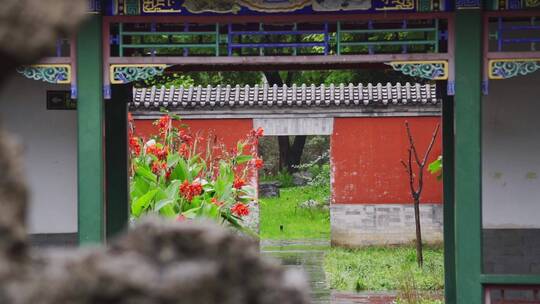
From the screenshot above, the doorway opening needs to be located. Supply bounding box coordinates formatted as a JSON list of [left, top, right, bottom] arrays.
[[258, 134, 331, 242]]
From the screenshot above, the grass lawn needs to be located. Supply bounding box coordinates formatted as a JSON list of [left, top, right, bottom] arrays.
[[259, 185, 330, 240], [259, 185, 444, 303], [323, 245, 444, 293]]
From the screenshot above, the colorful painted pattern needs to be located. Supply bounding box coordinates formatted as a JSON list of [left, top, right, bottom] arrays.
[[492, 0, 540, 9], [107, 0, 448, 15], [387, 61, 448, 80], [489, 59, 540, 79], [455, 0, 481, 8], [110, 64, 168, 84], [16, 65, 71, 84]]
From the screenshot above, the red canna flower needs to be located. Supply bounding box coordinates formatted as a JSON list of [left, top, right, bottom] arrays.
[[179, 143, 189, 158], [156, 146, 168, 161], [156, 115, 171, 138], [179, 180, 190, 199], [151, 161, 166, 174], [146, 144, 158, 155], [191, 182, 203, 196], [211, 197, 223, 207], [231, 203, 249, 217], [252, 157, 264, 169], [146, 145, 168, 160], [129, 136, 141, 156], [179, 129, 193, 145], [179, 180, 203, 201], [233, 177, 246, 189], [250, 127, 264, 138]]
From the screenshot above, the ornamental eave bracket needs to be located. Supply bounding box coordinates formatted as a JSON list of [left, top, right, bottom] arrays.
[[105, 64, 169, 99], [109, 64, 169, 84], [17, 64, 71, 84], [386, 61, 449, 80], [483, 59, 540, 95], [386, 60, 453, 95], [16, 64, 77, 99], [489, 59, 540, 79]]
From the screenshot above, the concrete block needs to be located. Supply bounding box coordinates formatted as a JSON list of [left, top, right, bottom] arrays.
[[331, 203, 443, 247]]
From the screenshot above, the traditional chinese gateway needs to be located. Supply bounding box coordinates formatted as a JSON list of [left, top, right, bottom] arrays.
[[1, 0, 540, 303]]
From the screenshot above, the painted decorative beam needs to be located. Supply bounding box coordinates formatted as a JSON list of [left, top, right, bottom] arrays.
[[488, 59, 540, 79], [110, 64, 168, 84], [16, 64, 71, 84], [386, 60, 448, 80]]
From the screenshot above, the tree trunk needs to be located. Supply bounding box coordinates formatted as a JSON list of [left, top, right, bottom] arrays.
[[413, 198, 424, 268], [287, 135, 307, 172], [278, 136, 290, 172], [264, 71, 307, 173]]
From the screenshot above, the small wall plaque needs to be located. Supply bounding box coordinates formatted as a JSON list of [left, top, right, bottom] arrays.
[[47, 90, 76, 110]]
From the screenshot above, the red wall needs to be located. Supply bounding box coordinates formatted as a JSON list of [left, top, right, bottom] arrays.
[[134, 116, 442, 205], [331, 117, 442, 205], [133, 118, 254, 151]]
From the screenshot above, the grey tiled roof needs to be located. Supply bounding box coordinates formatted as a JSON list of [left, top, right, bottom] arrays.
[[131, 83, 438, 109]]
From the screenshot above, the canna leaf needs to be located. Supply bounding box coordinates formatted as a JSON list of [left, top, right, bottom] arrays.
[[135, 166, 157, 183], [235, 155, 252, 164], [131, 189, 158, 217]]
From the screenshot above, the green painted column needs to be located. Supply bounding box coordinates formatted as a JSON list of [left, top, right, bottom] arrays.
[[443, 93, 456, 304], [454, 10, 483, 304], [105, 85, 130, 239], [77, 15, 104, 245]]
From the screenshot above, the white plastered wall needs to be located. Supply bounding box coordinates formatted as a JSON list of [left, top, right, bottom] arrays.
[[0, 74, 77, 233], [482, 72, 540, 229]]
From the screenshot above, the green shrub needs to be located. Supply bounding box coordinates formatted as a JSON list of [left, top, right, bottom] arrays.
[[276, 170, 295, 188]]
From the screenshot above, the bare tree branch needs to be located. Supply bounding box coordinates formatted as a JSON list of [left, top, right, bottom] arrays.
[[421, 123, 441, 167], [400, 121, 440, 268], [405, 121, 422, 166]]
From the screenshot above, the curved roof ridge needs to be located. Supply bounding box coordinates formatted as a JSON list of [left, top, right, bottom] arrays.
[[131, 82, 439, 110]]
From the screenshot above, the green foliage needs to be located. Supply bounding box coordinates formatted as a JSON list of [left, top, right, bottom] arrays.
[[259, 185, 330, 240], [275, 170, 295, 188], [428, 155, 443, 180], [323, 245, 444, 292], [139, 71, 263, 88], [128, 114, 263, 231], [396, 267, 444, 304]]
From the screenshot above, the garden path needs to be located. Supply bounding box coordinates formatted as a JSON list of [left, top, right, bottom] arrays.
[[261, 240, 397, 304]]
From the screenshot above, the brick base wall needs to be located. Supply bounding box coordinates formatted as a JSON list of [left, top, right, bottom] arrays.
[[330, 204, 443, 247], [483, 229, 540, 274]]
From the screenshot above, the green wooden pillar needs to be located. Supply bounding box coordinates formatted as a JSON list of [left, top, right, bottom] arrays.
[[454, 10, 483, 304], [443, 93, 456, 304], [105, 85, 130, 239], [77, 15, 104, 245]]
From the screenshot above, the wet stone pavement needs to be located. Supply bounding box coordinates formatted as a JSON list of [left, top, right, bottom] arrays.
[[261, 240, 397, 304]]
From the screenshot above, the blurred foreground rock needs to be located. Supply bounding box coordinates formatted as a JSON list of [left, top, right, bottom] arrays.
[[0, 2, 309, 302], [0, 128, 310, 304], [0, 0, 86, 83]]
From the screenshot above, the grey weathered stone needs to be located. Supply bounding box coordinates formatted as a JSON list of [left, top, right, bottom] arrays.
[[0, 5, 309, 302], [0, 0, 86, 67], [259, 181, 280, 198], [0, 126, 310, 303], [13, 218, 309, 304], [292, 171, 312, 186], [299, 199, 323, 210], [0, 129, 309, 303]]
